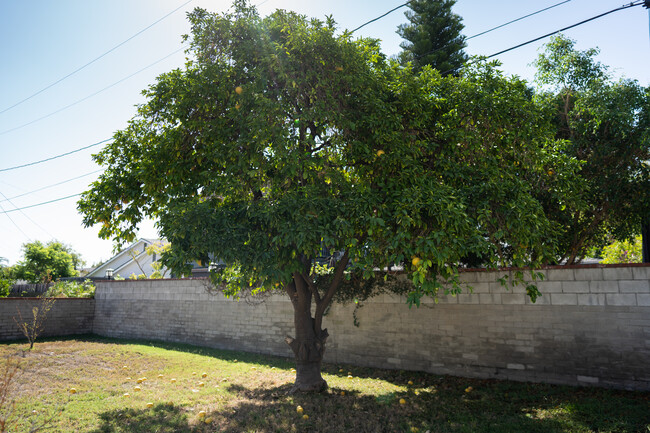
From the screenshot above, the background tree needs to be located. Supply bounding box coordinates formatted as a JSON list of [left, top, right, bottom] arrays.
[[396, 0, 468, 74], [533, 35, 650, 264], [79, 1, 565, 392], [12, 241, 83, 283]]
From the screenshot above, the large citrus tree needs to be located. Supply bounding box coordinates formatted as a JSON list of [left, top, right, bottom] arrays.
[[79, 1, 570, 392]]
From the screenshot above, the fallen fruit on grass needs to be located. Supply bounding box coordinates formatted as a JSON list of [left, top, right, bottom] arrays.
[[123, 393, 130, 397], [302, 414, 309, 420], [202, 373, 207, 378], [347, 375, 353, 379], [136, 378, 143, 384], [171, 378, 176, 383], [122, 366, 128, 370], [465, 387, 473, 393], [205, 418, 213, 424], [146, 402, 153, 408], [158, 374, 163, 379], [198, 382, 205, 387], [134, 386, 141, 392], [296, 406, 303, 414], [399, 398, 406, 405], [198, 410, 206, 418], [192, 372, 197, 376], [69, 388, 77, 394]]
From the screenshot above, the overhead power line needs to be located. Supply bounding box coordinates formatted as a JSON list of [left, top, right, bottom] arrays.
[[350, 1, 412, 33], [0, 193, 82, 214], [0, 46, 187, 136], [416, 0, 574, 61], [0, 0, 193, 116], [0, 139, 111, 173], [0, 189, 54, 239], [466, 0, 572, 40], [484, 1, 645, 59], [0, 169, 104, 203], [0, 193, 32, 240], [440, 1, 645, 75]]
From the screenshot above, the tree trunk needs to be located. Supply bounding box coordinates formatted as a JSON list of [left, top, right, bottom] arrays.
[[283, 251, 350, 393], [285, 281, 329, 393]]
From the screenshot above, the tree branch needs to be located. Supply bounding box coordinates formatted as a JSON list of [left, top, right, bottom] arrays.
[[301, 272, 321, 304]]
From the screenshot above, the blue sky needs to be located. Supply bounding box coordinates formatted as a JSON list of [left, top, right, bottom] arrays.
[[1, 0, 649, 268]]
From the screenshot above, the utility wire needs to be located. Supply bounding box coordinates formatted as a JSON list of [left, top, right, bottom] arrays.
[[440, 1, 645, 75], [484, 1, 644, 59], [0, 193, 81, 214], [467, 0, 572, 40], [0, 169, 104, 203], [0, 46, 187, 136], [0, 192, 32, 239], [350, 1, 412, 33], [0, 139, 111, 173], [415, 0, 574, 60], [0, 0, 193, 116], [0, 189, 54, 239]]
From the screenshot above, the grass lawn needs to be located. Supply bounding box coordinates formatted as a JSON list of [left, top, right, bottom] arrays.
[[0, 336, 648, 432]]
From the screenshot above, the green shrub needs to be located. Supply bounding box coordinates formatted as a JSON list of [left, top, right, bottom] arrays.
[[0, 277, 14, 297], [600, 236, 642, 264], [46, 279, 95, 298]]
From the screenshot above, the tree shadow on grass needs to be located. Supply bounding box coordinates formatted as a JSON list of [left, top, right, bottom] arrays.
[[89, 404, 199, 433], [213, 382, 579, 433]]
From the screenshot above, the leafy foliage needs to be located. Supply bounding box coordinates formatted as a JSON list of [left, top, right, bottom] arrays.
[[11, 241, 83, 284], [45, 279, 95, 298], [396, 0, 468, 74], [600, 236, 642, 264], [533, 35, 650, 264]]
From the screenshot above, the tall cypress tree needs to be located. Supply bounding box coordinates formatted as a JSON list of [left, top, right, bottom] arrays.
[[397, 0, 468, 74]]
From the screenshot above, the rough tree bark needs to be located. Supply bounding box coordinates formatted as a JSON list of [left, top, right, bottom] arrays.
[[284, 250, 349, 393]]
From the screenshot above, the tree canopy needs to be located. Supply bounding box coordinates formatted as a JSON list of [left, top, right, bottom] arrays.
[[79, 1, 570, 391], [533, 35, 650, 264], [396, 0, 468, 74], [12, 240, 82, 283]]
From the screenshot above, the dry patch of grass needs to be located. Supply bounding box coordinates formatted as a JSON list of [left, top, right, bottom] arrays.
[[0, 337, 648, 432]]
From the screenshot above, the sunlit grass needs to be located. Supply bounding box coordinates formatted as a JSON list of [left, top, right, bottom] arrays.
[[1, 336, 648, 432]]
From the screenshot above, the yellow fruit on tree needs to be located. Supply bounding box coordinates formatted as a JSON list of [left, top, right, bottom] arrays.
[[296, 406, 303, 414], [399, 398, 406, 405], [235, 86, 243, 95], [408, 380, 413, 385], [376, 150, 385, 156], [412, 257, 421, 267]]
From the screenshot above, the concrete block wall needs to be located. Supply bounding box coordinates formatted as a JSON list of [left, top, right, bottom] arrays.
[[0, 298, 95, 341], [92, 264, 650, 390]]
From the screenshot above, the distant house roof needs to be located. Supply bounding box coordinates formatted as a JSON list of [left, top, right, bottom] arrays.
[[85, 238, 164, 278]]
